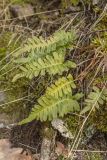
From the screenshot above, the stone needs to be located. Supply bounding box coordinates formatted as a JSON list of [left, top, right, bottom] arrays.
[[93, 0, 100, 5], [9, 4, 34, 20], [0, 139, 32, 160], [0, 91, 5, 102], [51, 119, 74, 139]]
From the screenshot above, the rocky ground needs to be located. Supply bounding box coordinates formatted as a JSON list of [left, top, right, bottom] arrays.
[[0, 0, 107, 160]]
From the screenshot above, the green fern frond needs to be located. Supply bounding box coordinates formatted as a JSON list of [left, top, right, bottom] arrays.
[[12, 29, 80, 124], [46, 74, 76, 98], [13, 52, 76, 81], [81, 86, 107, 114], [20, 94, 80, 124], [14, 30, 76, 58]]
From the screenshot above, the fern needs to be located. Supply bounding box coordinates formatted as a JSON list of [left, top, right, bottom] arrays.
[[81, 86, 107, 114], [13, 30, 77, 81], [12, 29, 81, 123], [20, 94, 81, 123], [14, 30, 76, 58], [45, 74, 76, 98], [13, 52, 76, 81]]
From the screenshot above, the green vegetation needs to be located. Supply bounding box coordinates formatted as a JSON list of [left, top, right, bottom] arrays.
[[10, 0, 31, 4], [85, 153, 103, 160], [12, 30, 83, 123]]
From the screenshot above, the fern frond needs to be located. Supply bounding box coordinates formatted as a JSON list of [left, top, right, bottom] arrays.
[[81, 86, 107, 114], [13, 52, 76, 81], [46, 74, 76, 98], [20, 94, 80, 124], [14, 30, 76, 58]]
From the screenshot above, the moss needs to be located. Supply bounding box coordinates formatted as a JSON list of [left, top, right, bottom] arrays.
[[10, 0, 31, 5], [42, 123, 55, 139], [84, 153, 103, 160], [90, 107, 107, 132], [70, 0, 79, 6], [64, 115, 80, 136], [0, 31, 29, 120], [0, 32, 21, 58]]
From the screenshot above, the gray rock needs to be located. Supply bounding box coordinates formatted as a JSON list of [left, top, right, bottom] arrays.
[[52, 119, 73, 139], [93, 0, 100, 5], [0, 92, 5, 102], [9, 4, 34, 20]]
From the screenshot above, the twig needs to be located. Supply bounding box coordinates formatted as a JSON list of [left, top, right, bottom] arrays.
[[72, 149, 107, 153]]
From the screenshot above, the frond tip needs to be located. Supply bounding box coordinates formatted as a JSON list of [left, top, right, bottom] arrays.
[[46, 74, 76, 98]]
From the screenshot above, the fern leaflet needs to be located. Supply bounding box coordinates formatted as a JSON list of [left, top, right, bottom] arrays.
[[46, 74, 76, 98]]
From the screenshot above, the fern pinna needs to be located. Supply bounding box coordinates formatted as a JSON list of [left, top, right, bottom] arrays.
[[13, 29, 82, 123]]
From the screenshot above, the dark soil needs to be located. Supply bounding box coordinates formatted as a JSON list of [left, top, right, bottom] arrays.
[[10, 121, 42, 153]]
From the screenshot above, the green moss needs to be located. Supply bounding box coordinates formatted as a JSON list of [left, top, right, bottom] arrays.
[[0, 32, 21, 58], [0, 31, 28, 119], [70, 0, 79, 6], [65, 115, 80, 135], [42, 123, 55, 139], [91, 107, 107, 132], [84, 153, 103, 160], [10, 0, 31, 5]]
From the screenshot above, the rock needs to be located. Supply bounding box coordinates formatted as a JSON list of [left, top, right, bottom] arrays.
[[0, 113, 16, 133], [51, 119, 74, 139], [40, 137, 51, 160], [9, 4, 34, 20], [0, 113, 12, 125], [93, 0, 100, 5], [64, 6, 81, 14], [0, 91, 5, 103], [0, 139, 32, 160]]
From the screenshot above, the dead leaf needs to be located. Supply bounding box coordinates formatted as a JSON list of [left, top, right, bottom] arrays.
[[55, 141, 68, 158]]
